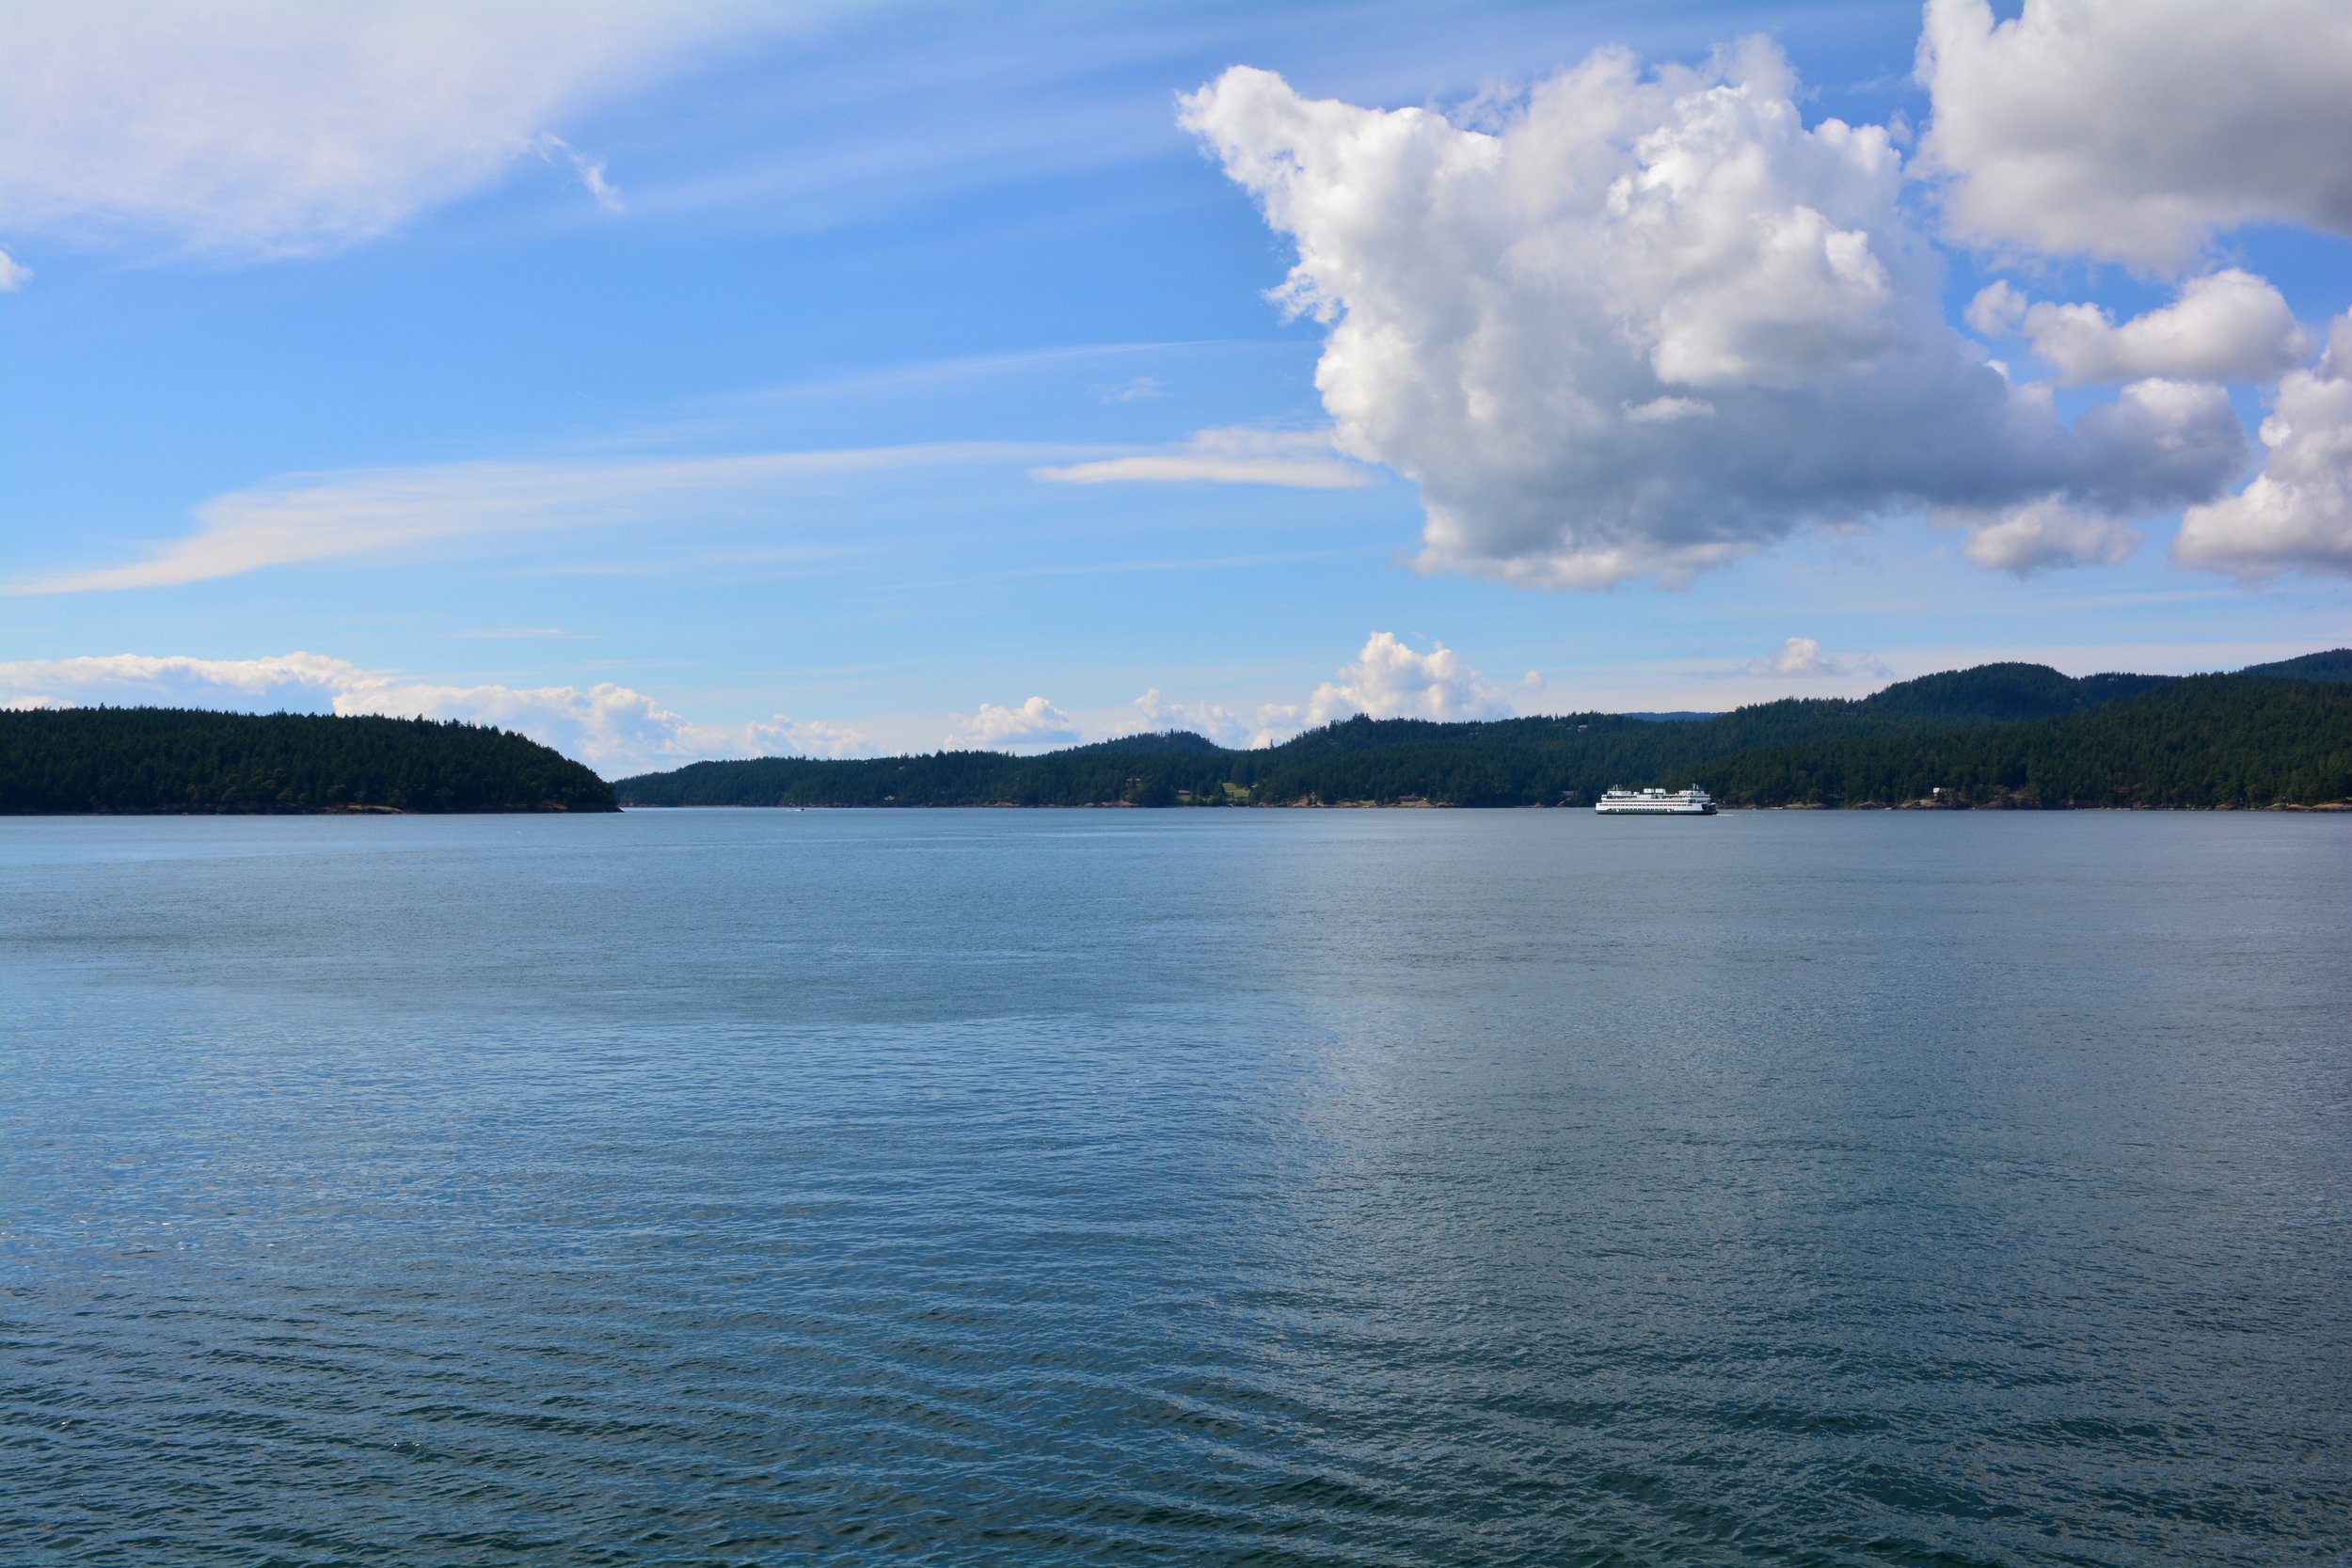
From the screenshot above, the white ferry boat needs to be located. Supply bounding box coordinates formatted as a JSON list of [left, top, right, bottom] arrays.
[[1596, 785, 1716, 816]]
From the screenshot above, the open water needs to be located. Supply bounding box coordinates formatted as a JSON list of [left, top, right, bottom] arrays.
[[4, 809, 2348, 1566]]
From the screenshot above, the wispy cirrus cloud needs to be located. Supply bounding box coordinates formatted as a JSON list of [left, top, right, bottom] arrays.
[[1097, 375, 1167, 404], [1032, 426, 1378, 489], [0, 1, 766, 260], [532, 133, 625, 214], [453, 626, 589, 641], [10, 442, 1073, 594]]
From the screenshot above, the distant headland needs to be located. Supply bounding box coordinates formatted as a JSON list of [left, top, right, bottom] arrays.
[[616, 650, 2352, 812], [0, 708, 617, 815]]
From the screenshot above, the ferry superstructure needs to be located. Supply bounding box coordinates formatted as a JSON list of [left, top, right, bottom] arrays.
[[1595, 786, 1716, 816]]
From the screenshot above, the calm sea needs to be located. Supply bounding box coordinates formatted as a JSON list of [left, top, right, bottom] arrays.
[[4, 810, 2347, 1565]]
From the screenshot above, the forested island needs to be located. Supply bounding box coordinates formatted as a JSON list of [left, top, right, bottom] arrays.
[[618, 652, 2352, 811], [8, 653, 2344, 816], [0, 708, 618, 815]]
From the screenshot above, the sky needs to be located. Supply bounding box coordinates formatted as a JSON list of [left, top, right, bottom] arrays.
[[2, 0, 2348, 774]]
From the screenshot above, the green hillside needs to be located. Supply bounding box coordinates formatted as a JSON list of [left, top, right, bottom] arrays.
[[2239, 648, 2352, 682], [1855, 662, 2171, 724], [0, 707, 619, 815], [1055, 729, 1232, 756], [615, 658, 2352, 811]]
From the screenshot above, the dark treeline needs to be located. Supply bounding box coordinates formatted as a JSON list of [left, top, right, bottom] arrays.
[[617, 657, 2352, 811], [0, 707, 618, 814], [2243, 648, 2352, 683]]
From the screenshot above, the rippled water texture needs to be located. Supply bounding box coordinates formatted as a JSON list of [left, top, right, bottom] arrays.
[[5, 810, 2348, 1565]]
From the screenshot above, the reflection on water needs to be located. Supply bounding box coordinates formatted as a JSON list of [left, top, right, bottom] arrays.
[[5, 810, 2347, 1564]]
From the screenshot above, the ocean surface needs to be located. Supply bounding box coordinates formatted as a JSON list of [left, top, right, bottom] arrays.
[[4, 809, 2347, 1566]]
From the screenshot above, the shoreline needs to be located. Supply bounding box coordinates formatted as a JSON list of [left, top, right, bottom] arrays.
[[605, 799, 2352, 814]]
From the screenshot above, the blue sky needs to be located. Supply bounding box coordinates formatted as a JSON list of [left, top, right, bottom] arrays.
[[3, 0, 2347, 771]]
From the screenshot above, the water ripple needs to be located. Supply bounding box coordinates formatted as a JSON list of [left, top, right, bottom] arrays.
[[5, 810, 2347, 1564]]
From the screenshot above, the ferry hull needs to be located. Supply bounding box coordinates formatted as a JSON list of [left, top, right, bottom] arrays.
[[1595, 803, 1717, 815]]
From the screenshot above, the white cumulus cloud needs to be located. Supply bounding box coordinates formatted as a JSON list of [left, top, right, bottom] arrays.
[[0, 2, 753, 260], [946, 696, 1081, 752], [1963, 278, 2028, 338], [1948, 499, 2140, 575], [1180, 50, 2244, 591], [1131, 689, 1256, 749], [1302, 633, 1524, 725], [2174, 313, 2352, 581], [1917, 0, 2352, 270], [1136, 633, 1542, 749], [1977, 270, 2312, 386], [1926, 377, 2244, 573], [0, 652, 870, 776], [0, 246, 28, 290], [1032, 426, 1375, 489], [1740, 637, 1890, 679]]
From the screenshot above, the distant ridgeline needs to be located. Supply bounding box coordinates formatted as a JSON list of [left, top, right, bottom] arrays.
[[618, 652, 2352, 811], [0, 708, 618, 815]]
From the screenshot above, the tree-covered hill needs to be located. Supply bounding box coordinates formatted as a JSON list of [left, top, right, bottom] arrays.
[[0, 708, 618, 815], [2240, 648, 2352, 682], [1854, 662, 2172, 724], [615, 658, 2352, 811], [1055, 729, 1232, 756]]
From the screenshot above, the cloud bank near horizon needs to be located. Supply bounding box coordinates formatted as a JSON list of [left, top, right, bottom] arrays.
[[1734, 637, 1891, 681], [1124, 632, 1543, 750], [946, 695, 1083, 752], [0, 652, 871, 777], [0, 633, 1570, 775], [21, 627, 2325, 781]]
